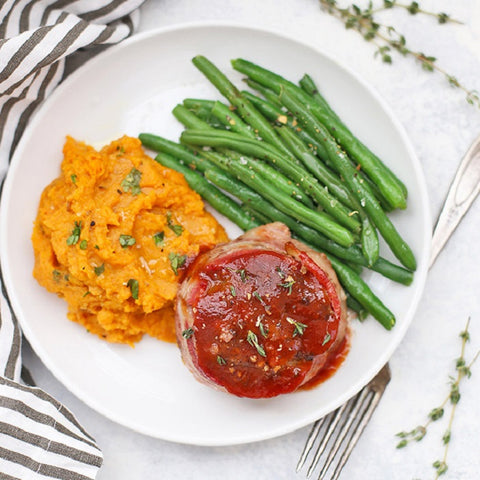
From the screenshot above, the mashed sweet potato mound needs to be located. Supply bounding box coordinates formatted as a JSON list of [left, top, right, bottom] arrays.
[[32, 136, 227, 345]]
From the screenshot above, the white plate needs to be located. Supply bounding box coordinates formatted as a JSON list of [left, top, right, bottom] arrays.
[[0, 23, 431, 446]]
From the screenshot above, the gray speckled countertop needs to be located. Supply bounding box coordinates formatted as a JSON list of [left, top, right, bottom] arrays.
[[24, 1, 480, 478]]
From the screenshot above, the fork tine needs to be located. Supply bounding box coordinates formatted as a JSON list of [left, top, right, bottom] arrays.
[[317, 387, 371, 479], [329, 389, 382, 480], [305, 400, 350, 478], [296, 417, 327, 472]]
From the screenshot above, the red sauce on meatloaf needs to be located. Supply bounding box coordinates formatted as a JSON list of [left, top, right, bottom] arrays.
[[186, 247, 342, 398]]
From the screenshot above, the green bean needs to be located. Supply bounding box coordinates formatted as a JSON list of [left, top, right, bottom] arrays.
[[278, 87, 416, 271], [241, 95, 393, 212], [139, 133, 218, 173], [299, 73, 409, 202], [232, 58, 408, 209], [192, 148, 356, 247], [277, 123, 380, 266], [181, 129, 361, 233], [184, 98, 256, 138], [244, 77, 284, 108], [298, 73, 339, 120], [154, 152, 260, 231], [219, 148, 314, 208], [192, 56, 291, 155], [172, 104, 213, 131], [346, 294, 369, 321], [327, 255, 395, 330], [275, 125, 356, 210]]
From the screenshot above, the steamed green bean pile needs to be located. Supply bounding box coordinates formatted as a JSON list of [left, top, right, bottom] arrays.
[[139, 55, 416, 330]]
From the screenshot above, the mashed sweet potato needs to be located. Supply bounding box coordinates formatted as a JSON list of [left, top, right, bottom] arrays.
[[32, 136, 227, 345]]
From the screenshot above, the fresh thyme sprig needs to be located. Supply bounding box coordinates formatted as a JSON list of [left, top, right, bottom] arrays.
[[396, 318, 479, 478], [319, 0, 480, 108]]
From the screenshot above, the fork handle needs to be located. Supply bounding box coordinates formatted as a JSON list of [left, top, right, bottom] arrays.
[[429, 134, 480, 267]]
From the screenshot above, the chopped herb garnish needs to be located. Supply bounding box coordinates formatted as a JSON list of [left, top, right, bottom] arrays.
[[169, 252, 187, 275], [71, 174, 77, 184], [226, 267, 248, 282], [153, 231, 165, 246], [275, 266, 286, 279], [279, 276, 296, 295], [121, 167, 142, 195], [256, 314, 269, 338], [286, 317, 308, 337], [182, 328, 194, 339], [52, 270, 61, 282], [322, 332, 331, 346], [229, 285, 236, 297], [253, 290, 266, 305], [66, 221, 82, 245], [166, 212, 184, 236], [247, 330, 266, 357], [119, 234, 136, 248], [94, 244, 100, 250], [238, 269, 247, 282], [94, 264, 105, 276], [83, 291, 90, 297], [126, 278, 139, 299], [79, 239, 88, 250], [217, 355, 227, 366]]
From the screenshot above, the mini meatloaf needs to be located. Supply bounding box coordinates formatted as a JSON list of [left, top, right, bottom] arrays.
[[176, 222, 348, 398]]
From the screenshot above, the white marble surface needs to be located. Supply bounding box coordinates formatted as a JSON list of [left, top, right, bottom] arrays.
[[23, 0, 480, 478]]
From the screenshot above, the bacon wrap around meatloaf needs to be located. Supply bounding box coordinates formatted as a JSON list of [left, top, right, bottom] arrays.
[[175, 222, 348, 398]]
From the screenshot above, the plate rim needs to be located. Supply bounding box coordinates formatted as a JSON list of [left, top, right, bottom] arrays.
[[0, 20, 432, 446]]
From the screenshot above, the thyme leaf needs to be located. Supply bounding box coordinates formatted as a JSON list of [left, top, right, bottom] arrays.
[[247, 330, 266, 357], [286, 317, 308, 337], [182, 328, 194, 339], [319, 0, 478, 108], [395, 317, 479, 479]]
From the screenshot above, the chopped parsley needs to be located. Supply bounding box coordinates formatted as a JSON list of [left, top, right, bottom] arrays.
[[94, 264, 105, 276], [168, 252, 187, 275], [52, 270, 62, 282], [126, 278, 139, 299], [119, 234, 136, 248], [153, 231, 165, 246], [229, 285, 236, 297], [66, 221, 82, 246], [79, 239, 88, 250], [247, 330, 266, 358], [286, 317, 308, 337], [121, 167, 142, 195], [322, 332, 331, 346], [166, 212, 184, 236], [71, 174, 77, 184]]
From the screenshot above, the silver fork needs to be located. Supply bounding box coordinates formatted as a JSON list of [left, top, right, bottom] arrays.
[[296, 132, 480, 480]]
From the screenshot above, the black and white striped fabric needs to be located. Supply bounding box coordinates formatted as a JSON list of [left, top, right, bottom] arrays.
[[0, 1, 145, 478]]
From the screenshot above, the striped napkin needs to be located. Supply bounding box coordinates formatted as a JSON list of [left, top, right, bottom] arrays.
[[0, 1, 145, 478]]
